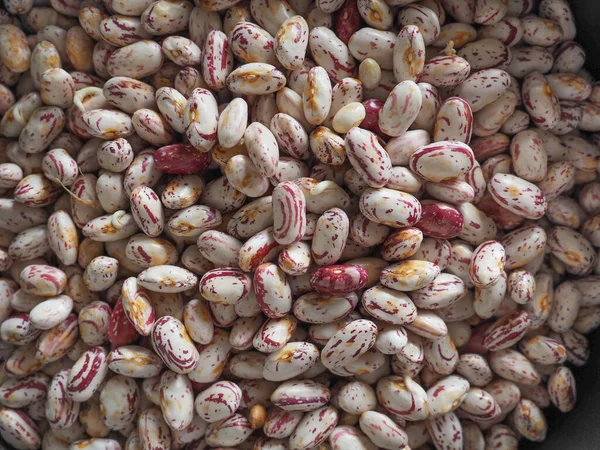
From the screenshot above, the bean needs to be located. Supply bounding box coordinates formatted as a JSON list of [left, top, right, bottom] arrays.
[[184, 88, 219, 152], [522, 71, 561, 131], [310, 264, 368, 294], [378, 80, 422, 137], [512, 399, 547, 442], [344, 128, 391, 188], [0, 406, 40, 449], [309, 27, 356, 82], [99, 375, 139, 431], [377, 375, 429, 420], [67, 347, 109, 402], [0, 24, 31, 73], [254, 262, 292, 318], [358, 59, 381, 91], [227, 63, 287, 95], [488, 173, 547, 220], [194, 380, 241, 423], [138, 407, 171, 450], [489, 349, 541, 386], [303, 66, 332, 126], [416, 200, 465, 240]]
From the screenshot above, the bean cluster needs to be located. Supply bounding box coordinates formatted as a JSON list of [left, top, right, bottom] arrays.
[[0, 0, 599, 449]]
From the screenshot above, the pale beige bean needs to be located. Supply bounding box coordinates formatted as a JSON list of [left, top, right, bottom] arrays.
[[358, 58, 381, 90]]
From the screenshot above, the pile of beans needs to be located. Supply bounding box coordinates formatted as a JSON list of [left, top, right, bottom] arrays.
[[0, 0, 600, 448]]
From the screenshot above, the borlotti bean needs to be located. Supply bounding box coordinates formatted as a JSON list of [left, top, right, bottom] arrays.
[[0, 1, 597, 449]]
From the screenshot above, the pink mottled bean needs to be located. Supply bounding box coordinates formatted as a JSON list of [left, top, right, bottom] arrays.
[[394, 25, 425, 83], [99, 375, 139, 431], [0, 407, 40, 450], [397, 4, 440, 45], [303, 66, 332, 126], [362, 284, 417, 325], [239, 227, 281, 272], [272, 181, 307, 245], [264, 342, 319, 381], [151, 316, 199, 374], [108, 346, 162, 378], [77, 301, 111, 346], [434, 97, 473, 144], [427, 179, 476, 206], [46, 369, 79, 430], [138, 407, 171, 450], [410, 141, 475, 182], [548, 281, 581, 332], [99, 15, 150, 47], [289, 406, 338, 450], [469, 240, 505, 288], [488, 173, 547, 220], [227, 62, 287, 95], [416, 200, 465, 240], [376, 375, 429, 420], [19, 264, 66, 297], [201, 30, 233, 92], [195, 380, 242, 423], [309, 27, 356, 82], [254, 262, 292, 318], [489, 349, 541, 386], [159, 370, 194, 431], [120, 277, 154, 336], [310, 264, 368, 294], [483, 310, 531, 351], [547, 366, 576, 413], [184, 88, 219, 152], [522, 71, 561, 131], [519, 334, 567, 365], [359, 188, 422, 228], [512, 399, 547, 442], [312, 208, 349, 266], [377, 81, 421, 137], [321, 319, 377, 371], [106, 40, 163, 79], [66, 346, 109, 402], [508, 269, 536, 304], [548, 226, 596, 275], [275, 16, 309, 70], [344, 128, 391, 187], [199, 268, 251, 304], [421, 55, 471, 88]]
